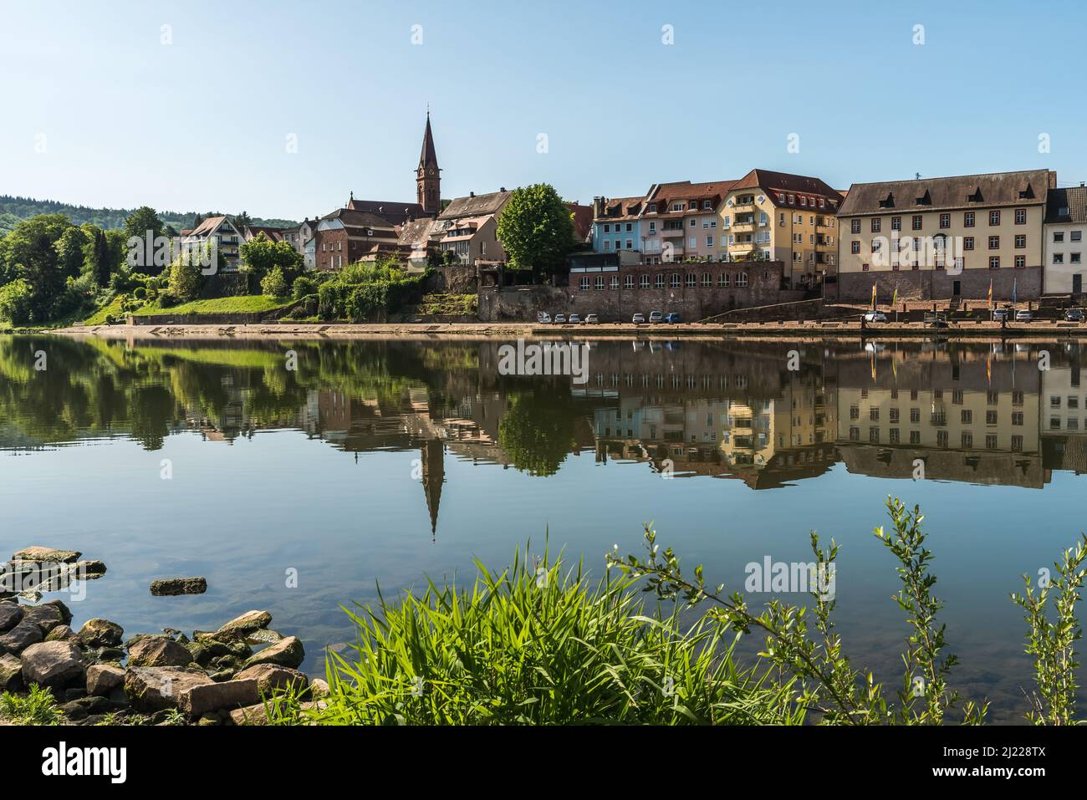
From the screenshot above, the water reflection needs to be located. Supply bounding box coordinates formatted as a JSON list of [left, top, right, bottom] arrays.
[[1, 336, 1085, 535]]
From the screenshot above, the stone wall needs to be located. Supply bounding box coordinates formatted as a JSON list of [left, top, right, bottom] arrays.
[[480, 261, 789, 322], [835, 267, 1042, 303]]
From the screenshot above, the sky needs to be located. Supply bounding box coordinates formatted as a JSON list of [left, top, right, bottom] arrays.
[[1, 0, 1085, 222]]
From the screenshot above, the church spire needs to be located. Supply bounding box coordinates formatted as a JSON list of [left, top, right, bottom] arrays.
[[416, 110, 440, 215]]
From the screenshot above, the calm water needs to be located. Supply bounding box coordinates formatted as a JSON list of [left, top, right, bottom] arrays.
[[2, 333, 1085, 722]]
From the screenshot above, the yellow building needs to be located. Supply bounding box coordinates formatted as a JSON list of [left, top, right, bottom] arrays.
[[718, 169, 843, 288], [835, 169, 1054, 303]]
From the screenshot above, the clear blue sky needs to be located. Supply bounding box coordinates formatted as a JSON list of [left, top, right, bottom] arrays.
[[2, 0, 1084, 221]]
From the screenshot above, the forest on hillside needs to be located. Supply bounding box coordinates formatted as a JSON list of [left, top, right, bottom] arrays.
[[0, 195, 298, 235]]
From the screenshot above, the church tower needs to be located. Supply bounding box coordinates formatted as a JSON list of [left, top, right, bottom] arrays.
[[416, 111, 441, 216]]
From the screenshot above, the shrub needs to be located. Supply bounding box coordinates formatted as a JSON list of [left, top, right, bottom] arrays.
[[0, 278, 33, 325], [291, 275, 316, 301], [261, 266, 289, 298], [0, 685, 63, 725]]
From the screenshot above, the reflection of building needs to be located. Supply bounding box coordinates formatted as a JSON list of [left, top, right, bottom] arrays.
[[832, 348, 1046, 487], [1040, 361, 1087, 473], [420, 438, 444, 540]]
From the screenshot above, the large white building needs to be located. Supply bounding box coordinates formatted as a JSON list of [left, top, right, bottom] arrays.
[[1044, 185, 1087, 295]]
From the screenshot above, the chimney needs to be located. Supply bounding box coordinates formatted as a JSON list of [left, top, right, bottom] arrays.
[[500, 187, 506, 192], [469, 191, 475, 198], [593, 196, 605, 218]]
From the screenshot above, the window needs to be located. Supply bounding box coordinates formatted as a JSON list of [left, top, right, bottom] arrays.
[[625, 223, 632, 232], [701, 273, 712, 287], [718, 272, 730, 287], [594, 275, 605, 290], [706, 235, 714, 248], [989, 256, 1001, 269], [1054, 231, 1065, 243], [1014, 208, 1026, 224], [889, 428, 900, 444], [671, 202, 683, 212], [961, 432, 973, 449], [910, 408, 920, 423], [851, 241, 861, 254], [640, 274, 650, 288], [849, 405, 860, 420], [1054, 253, 1064, 265], [703, 200, 713, 210], [985, 434, 998, 449], [912, 215, 923, 231], [964, 236, 974, 250], [1072, 253, 1082, 264], [1014, 234, 1025, 248], [610, 276, 620, 289], [910, 430, 921, 444], [624, 274, 634, 289], [870, 407, 880, 421], [648, 222, 656, 233], [1072, 231, 1082, 242], [626, 239, 633, 249], [851, 219, 861, 234], [939, 213, 951, 229], [1011, 435, 1023, 452], [736, 272, 748, 287], [964, 211, 975, 227], [655, 274, 665, 288], [603, 224, 610, 233], [986, 410, 998, 425], [1051, 396, 1062, 408], [1015, 255, 1026, 268], [603, 240, 611, 251], [989, 210, 1001, 226], [937, 430, 948, 448], [670, 273, 681, 288], [648, 203, 656, 213], [889, 408, 900, 423], [685, 273, 696, 287], [1070, 396, 1080, 409], [579, 276, 590, 290], [849, 427, 860, 441], [1013, 391, 1024, 406], [871, 218, 881, 233], [869, 428, 880, 444], [1012, 411, 1024, 426], [988, 236, 1000, 249], [689, 219, 696, 227]]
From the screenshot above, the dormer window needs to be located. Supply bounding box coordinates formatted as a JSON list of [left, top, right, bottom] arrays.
[[878, 193, 895, 208], [689, 201, 697, 210], [702, 200, 713, 209], [1018, 184, 1035, 199], [1059, 206, 1070, 216], [787, 194, 795, 204], [647, 203, 657, 213], [800, 196, 807, 206], [915, 190, 932, 206], [968, 188, 984, 203], [671, 202, 684, 212], [776, 193, 785, 203]]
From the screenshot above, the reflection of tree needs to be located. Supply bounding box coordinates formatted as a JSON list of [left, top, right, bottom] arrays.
[[128, 385, 175, 450], [498, 388, 577, 477]]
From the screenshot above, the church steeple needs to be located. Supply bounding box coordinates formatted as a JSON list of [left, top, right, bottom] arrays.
[[416, 110, 441, 216], [421, 438, 445, 540]]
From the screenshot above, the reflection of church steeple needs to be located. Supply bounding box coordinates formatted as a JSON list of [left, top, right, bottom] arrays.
[[421, 438, 445, 540]]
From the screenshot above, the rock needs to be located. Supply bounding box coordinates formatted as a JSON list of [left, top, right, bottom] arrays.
[[86, 663, 125, 696], [97, 647, 125, 662], [124, 666, 213, 712], [0, 620, 44, 654], [215, 610, 272, 638], [246, 628, 283, 644], [228, 702, 270, 726], [60, 700, 88, 721], [20, 641, 85, 688], [242, 636, 303, 669], [178, 678, 259, 718], [21, 603, 65, 633], [149, 577, 207, 596], [43, 599, 73, 624], [235, 664, 308, 696], [127, 636, 193, 668], [11, 546, 81, 563], [72, 560, 107, 577], [75, 618, 124, 648], [46, 625, 74, 642], [0, 653, 23, 691], [309, 678, 330, 698], [64, 687, 87, 701], [0, 602, 22, 633]]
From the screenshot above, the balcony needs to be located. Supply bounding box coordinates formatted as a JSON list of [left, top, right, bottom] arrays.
[[660, 227, 684, 238], [732, 199, 756, 210]]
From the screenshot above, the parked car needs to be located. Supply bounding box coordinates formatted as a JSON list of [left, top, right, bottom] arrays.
[[649, 311, 664, 323], [992, 308, 1010, 322], [664, 312, 682, 324], [862, 311, 887, 323], [1015, 309, 1033, 322], [537, 312, 551, 324], [584, 314, 599, 324], [568, 313, 581, 324], [553, 313, 566, 323], [1065, 308, 1084, 322], [631, 313, 646, 324]]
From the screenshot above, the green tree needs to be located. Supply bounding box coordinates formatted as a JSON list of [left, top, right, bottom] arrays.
[[167, 250, 204, 301], [240, 236, 304, 287], [123, 206, 165, 243], [0, 278, 33, 325], [0, 214, 74, 322], [497, 388, 577, 476], [495, 184, 575, 277], [54, 226, 88, 280], [233, 211, 253, 232]]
